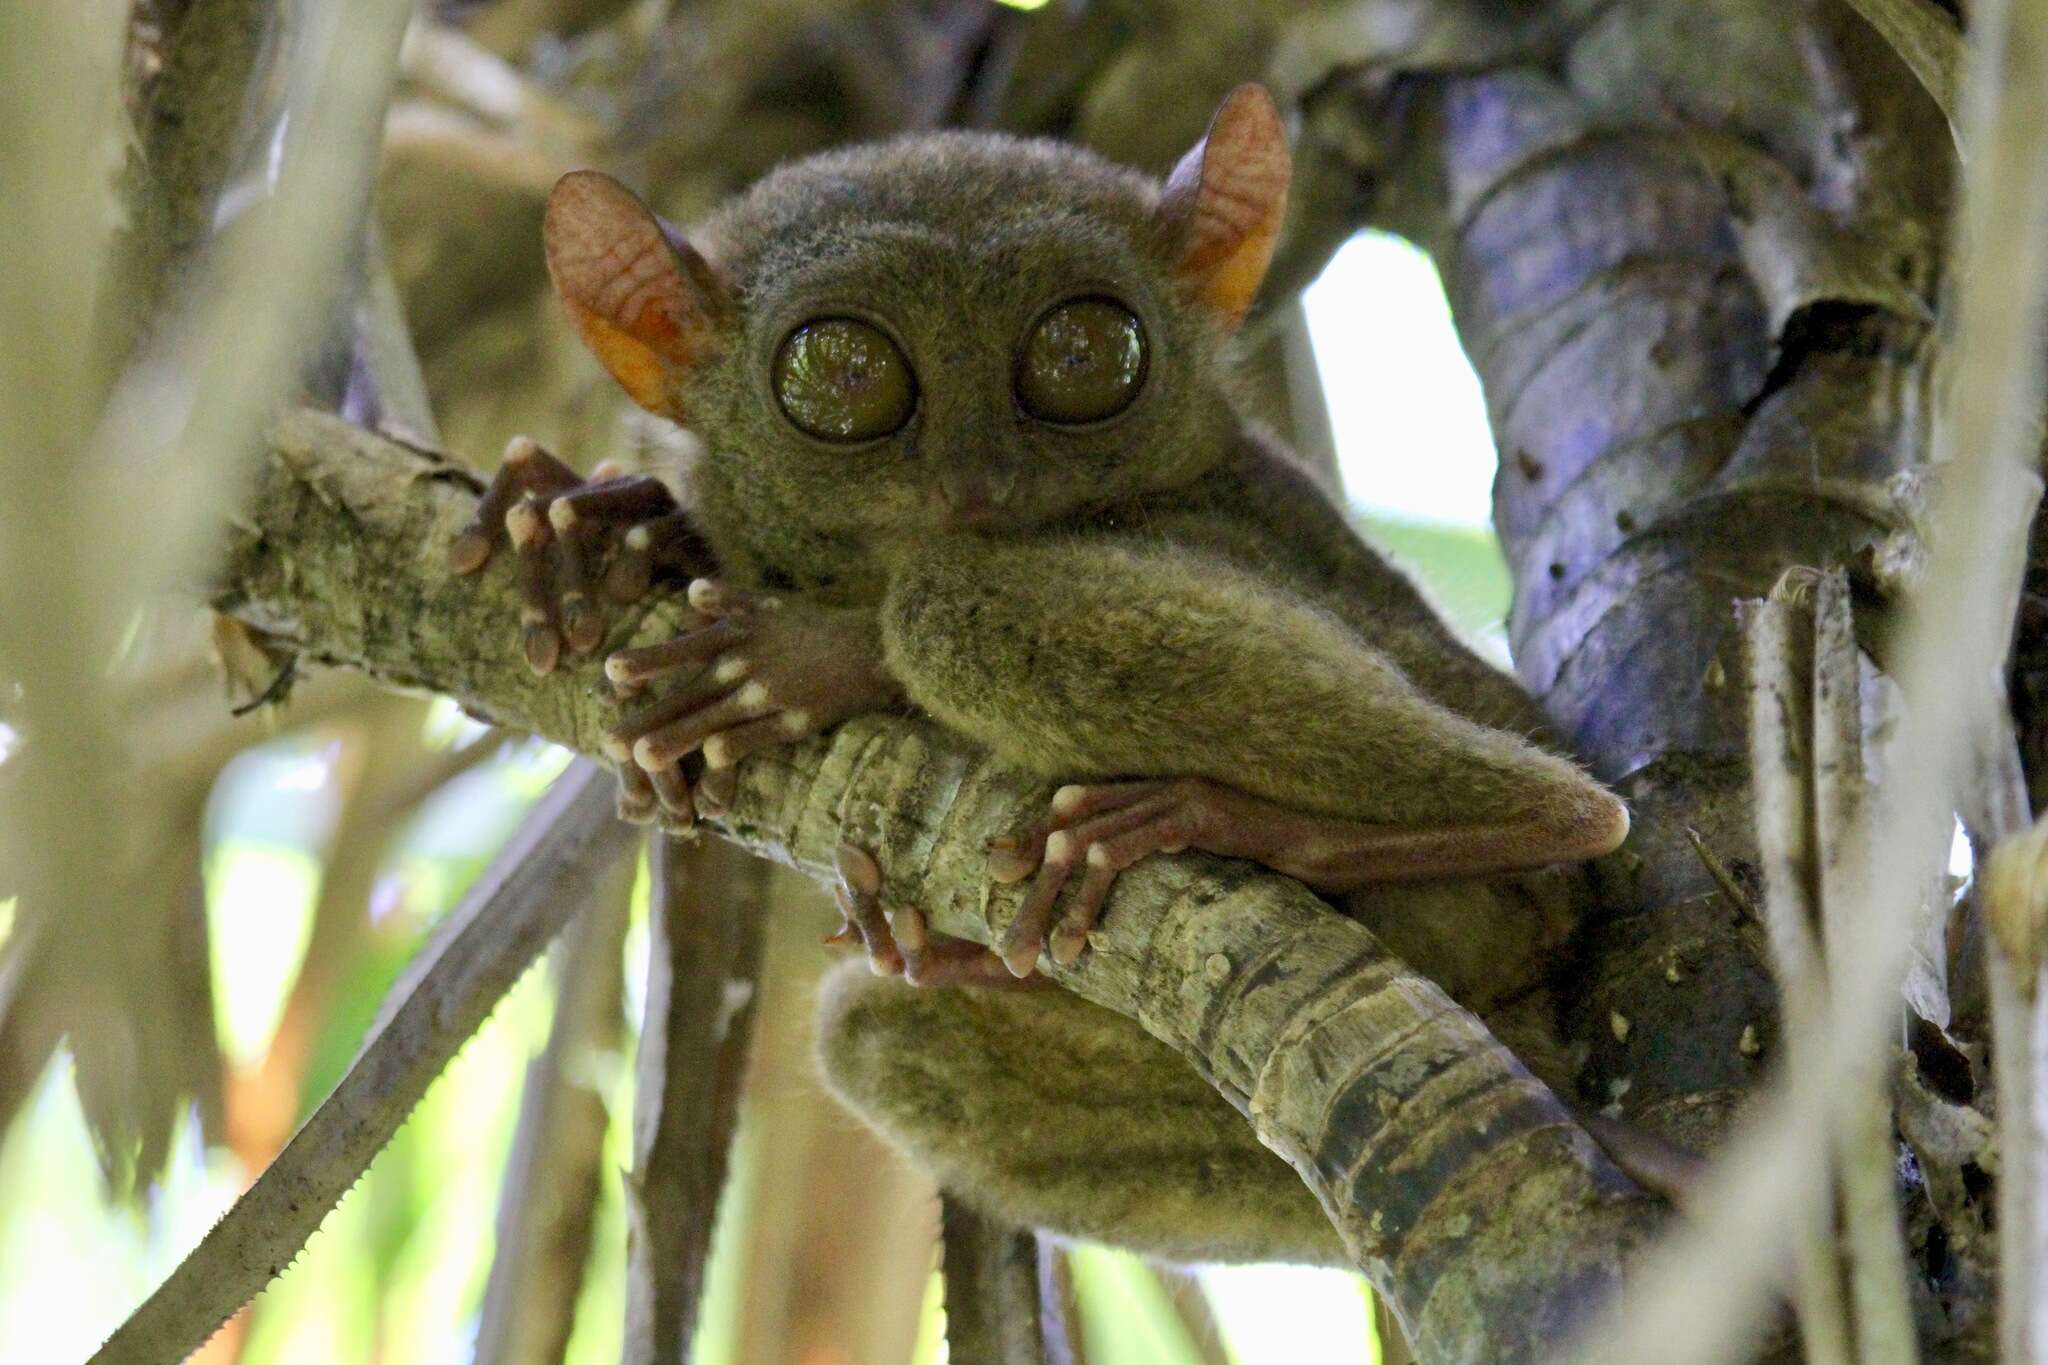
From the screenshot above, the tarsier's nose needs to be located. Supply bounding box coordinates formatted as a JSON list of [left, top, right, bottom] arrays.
[[935, 463, 1017, 527]]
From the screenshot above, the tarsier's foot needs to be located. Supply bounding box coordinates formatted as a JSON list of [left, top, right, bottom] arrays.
[[605, 579, 902, 823], [448, 435, 713, 673], [600, 732, 700, 833], [988, 777, 1401, 975], [831, 844, 1031, 988]]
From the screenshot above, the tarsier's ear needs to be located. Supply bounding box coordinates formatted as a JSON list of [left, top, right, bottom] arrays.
[[543, 170, 729, 420], [1154, 85, 1291, 332]]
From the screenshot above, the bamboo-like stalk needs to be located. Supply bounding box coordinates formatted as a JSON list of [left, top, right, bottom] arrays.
[[102, 0, 274, 364], [1037, 1240, 1088, 1365], [1146, 1266, 1231, 1365], [474, 856, 632, 1365], [89, 760, 638, 1365], [1740, 584, 1855, 1365], [347, 221, 442, 445], [89, 0, 413, 609], [621, 835, 768, 1365], [0, 0, 154, 1179], [1805, 575, 1915, 1365], [1941, 1, 2048, 1357], [726, 901, 937, 1365]]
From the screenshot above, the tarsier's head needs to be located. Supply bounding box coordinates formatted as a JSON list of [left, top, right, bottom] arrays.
[[542, 85, 1289, 549]]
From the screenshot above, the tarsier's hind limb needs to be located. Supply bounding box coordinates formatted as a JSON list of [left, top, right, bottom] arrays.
[[814, 961, 1347, 1268]]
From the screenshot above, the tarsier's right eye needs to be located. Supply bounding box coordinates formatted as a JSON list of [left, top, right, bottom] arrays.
[[773, 318, 916, 442]]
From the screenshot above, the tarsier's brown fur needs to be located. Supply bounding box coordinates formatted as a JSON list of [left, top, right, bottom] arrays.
[[490, 88, 1629, 1263]]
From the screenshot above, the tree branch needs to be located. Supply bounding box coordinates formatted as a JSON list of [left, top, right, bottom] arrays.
[[214, 406, 1663, 1363]]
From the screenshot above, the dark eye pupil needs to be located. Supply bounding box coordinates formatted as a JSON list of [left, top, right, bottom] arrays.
[[1017, 298, 1146, 424], [774, 318, 915, 442]]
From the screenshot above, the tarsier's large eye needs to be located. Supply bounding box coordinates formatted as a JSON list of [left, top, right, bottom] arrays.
[[1016, 297, 1147, 424], [774, 318, 916, 442]]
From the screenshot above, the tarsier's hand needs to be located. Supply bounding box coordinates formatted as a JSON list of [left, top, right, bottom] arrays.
[[448, 435, 713, 673], [604, 579, 904, 829]]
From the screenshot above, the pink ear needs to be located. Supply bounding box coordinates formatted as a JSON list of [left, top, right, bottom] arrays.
[[543, 171, 727, 419], [1155, 85, 1291, 331]]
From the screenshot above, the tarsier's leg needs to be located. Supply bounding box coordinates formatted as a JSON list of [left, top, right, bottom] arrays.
[[989, 777, 1621, 973], [814, 959, 1347, 1267]]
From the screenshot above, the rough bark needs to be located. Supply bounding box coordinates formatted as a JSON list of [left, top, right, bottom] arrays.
[[214, 407, 1662, 1362]]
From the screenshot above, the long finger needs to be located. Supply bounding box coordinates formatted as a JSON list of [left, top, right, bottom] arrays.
[[835, 844, 901, 976], [702, 711, 812, 774], [694, 709, 804, 816], [450, 435, 580, 574], [687, 577, 776, 617], [609, 669, 743, 750], [998, 858, 1069, 978], [632, 687, 772, 769], [606, 619, 747, 687], [904, 938, 1034, 988], [555, 531, 604, 656], [614, 757, 657, 825], [987, 780, 1165, 883], [607, 510, 716, 603], [646, 761, 696, 832], [508, 495, 562, 674], [996, 795, 1178, 975], [1049, 816, 1187, 967]]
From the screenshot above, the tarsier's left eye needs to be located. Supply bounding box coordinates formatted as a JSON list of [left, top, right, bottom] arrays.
[[1015, 297, 1147, 424], [774, 318, 917, 442]]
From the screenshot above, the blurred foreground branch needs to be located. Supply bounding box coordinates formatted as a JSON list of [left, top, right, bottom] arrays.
[[206, 407, 1662, 1363], [93, 759, 637, 1364]]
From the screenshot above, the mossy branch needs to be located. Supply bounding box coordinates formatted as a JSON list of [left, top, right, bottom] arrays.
[[216, 407, 1663, 1363]]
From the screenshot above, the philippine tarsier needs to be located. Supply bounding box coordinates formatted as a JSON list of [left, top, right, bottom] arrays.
[[450, 85, 1631, 1264]]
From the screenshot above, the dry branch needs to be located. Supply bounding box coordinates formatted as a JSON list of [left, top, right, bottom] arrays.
[[210, 407, 1663, 1363]]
